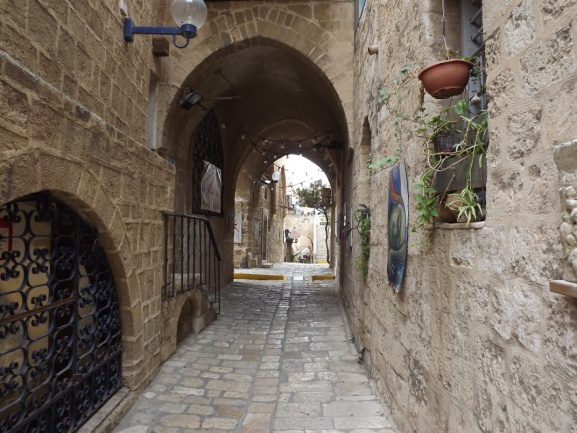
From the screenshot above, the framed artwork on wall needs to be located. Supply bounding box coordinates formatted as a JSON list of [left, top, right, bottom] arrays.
[[387, 163, 409, 292], [200, 161, 222, 214]]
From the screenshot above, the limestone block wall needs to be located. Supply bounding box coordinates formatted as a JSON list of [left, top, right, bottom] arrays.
[[0, 0, 353, 414], [239, 183, 286, 267], [160, 287, 216, 362], [0, 0, 179, 391], [343, 0, 577, 432]]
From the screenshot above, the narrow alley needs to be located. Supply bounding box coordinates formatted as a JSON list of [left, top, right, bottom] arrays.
[[112, 264, 397, 433]]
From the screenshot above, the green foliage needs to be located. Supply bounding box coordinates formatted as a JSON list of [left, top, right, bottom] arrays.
[[291, 251, 300, 263], [354, 206, 371, 277], [367, 154, 400, 171], [371, 64, 414, 175], [414, 104, 460, 141], [412, 171, 438, 232], [294, 179, 326, 210], [294, 179, 332, 263], [374, 65, 489, 230], [454, 105, 488, 154], [447, 187, 485, 225], [413, 101, 488, 230]]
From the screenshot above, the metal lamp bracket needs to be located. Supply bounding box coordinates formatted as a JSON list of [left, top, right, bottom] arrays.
[[124, 18, 197, 48]]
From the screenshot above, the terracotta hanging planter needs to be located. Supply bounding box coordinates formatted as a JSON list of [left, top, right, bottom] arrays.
[[418, 59, 473, 99]]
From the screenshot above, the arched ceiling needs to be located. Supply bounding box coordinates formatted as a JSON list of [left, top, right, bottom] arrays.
[[174, 38, 345, 185], [213, 45, 340, 137]]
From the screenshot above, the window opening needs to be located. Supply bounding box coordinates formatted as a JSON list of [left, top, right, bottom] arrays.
[[355, 0, 367, 28], [462, 0, 486, 113], [0, 192, 123, 433]]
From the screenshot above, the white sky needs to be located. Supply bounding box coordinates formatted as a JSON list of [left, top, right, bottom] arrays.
[[281, 155, 328, 194]]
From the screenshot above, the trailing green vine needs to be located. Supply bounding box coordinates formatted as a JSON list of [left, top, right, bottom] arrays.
[[354, 205, 371, 277], [369, 64, 416, 175]]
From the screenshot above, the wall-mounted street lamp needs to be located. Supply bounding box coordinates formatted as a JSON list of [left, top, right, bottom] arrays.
[[124, 0, 208, 49], [180, 90, 203, 109]]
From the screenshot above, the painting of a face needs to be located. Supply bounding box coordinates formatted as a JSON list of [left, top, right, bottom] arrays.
[[387, 163, 408, 291]]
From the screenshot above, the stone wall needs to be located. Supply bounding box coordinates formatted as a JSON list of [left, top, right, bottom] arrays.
[[0, 0, 177, 390], [0, 0, 352, 384], [343, 0, 577, 432], [234, 163, 288, 268], [0, 1, 353, 431]]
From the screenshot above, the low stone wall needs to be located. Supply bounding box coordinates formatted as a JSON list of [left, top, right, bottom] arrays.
[[160, 286, 217, 362]]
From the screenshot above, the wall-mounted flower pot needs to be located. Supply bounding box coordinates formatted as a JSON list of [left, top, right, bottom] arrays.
[[445, 190, 486, 223], [437, 194, 457, 223], [418, 60, 473, 99]]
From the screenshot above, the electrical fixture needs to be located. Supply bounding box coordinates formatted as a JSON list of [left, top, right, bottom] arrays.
[[179, 90, 203, 109], [124, 0, 208, 49]]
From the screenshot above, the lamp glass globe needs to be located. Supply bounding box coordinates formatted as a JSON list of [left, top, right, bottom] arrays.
[[172, 0, 207, 28]]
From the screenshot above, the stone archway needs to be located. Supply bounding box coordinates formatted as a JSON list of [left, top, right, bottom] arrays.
[[0, 150, 150, 390], [0, 192, 123, 433], [157, 2, 354, 155]]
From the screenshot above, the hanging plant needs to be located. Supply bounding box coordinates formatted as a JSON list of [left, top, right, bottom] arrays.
[[418, 59, 473, 99], [417, 0, 473, 99]]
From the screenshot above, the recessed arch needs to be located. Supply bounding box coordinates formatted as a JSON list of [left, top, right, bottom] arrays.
[[0, 151, 145, 375]]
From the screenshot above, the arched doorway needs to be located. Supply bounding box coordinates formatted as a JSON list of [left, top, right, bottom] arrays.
[[0, 192, 122, 433]]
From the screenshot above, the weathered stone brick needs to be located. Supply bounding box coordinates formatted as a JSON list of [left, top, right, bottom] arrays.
[[507, 107, 542, 160], [0, 79, 29, 129], [490, 284, 543, 352], [510, 226, 563, 283], [521, 25, 575, 94], [542, 0, 577, 21], [29, 0, 58, 55], [504, 0, 536, 55], [478, 225, 507, 274]]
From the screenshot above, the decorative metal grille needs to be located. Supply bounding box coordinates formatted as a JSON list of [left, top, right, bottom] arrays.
[[192, 110, 224, 215], [0, 193, 122, 433]]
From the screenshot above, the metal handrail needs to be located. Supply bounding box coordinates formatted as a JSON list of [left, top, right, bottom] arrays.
[[162, 212, 221, 313]]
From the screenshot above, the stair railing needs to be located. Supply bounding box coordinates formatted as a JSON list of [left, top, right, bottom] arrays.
[[162, 212, 221, 313]]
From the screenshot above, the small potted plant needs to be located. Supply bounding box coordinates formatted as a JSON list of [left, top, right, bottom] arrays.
[[413, 100, 488, 229], [445, 188, 486, 224]]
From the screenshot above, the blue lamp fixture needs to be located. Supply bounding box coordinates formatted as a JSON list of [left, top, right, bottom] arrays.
[[124, 0, 208, 48]]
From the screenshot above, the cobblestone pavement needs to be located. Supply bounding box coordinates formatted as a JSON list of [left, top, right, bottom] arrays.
[[113, 264, 398, 433]]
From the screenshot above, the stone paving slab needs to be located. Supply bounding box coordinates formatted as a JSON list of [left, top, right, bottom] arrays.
[[113, 264, 398, 433]]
